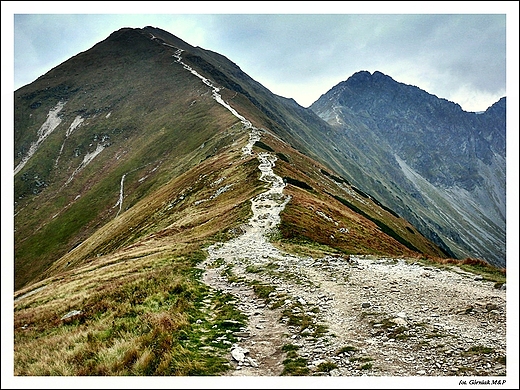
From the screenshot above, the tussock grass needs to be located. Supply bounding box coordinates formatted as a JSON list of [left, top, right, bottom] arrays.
[[280, 302, 327, 338], [337, 345, 357, 354], [282, 357, 310, 376], [350, 356, 374, 363], [282, 343, 300, 359], [464, 345, 495, 355], [247, 280, 277, 302], [14, 249, 242, 376], [316, 361, 338, 372]]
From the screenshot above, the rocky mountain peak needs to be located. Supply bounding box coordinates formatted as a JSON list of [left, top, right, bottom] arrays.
[[346, 70, 393, 85], [310, 71, 506, 267], [484, 96, 506, 115]]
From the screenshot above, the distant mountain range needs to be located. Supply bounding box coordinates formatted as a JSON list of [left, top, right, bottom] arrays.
[[14, 26, 506, 292]]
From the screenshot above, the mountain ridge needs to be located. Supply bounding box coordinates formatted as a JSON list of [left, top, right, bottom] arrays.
[[12, 25, 508, 378], [14, 26, 506, 292]]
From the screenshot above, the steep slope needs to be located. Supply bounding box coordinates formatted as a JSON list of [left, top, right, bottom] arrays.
[[14, 27, 242, 290], [310, 71, 506, 267], [14, 26, 445, 291]]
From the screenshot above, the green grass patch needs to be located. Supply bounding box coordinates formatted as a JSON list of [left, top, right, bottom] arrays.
[[282, 357, 310, 376], [464, 345, 495, 355], [221, 264, 244, 284], [370, 317, 396, 329], [350, 356, 373, 363], [312, 324, 328, 338], [249, 281, 276, 301], [282, 343, 300, 352], [208, 258, 226, 269], [316, 361, 337, 372], [415, 256, 506, 284], [282, 343, 300, 359], [337, 345, 357, 354], [282, 308, 313, 330], [495, 355, 506, 365], [280, 303, 327, 338], [458, 258, 506, 284]]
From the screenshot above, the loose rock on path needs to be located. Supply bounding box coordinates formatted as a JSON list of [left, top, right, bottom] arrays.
[[198, 129, 506, 377]]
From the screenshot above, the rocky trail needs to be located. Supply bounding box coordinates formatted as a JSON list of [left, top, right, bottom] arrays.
[[164, 43, 507, 377], [197, 129, 507, 378]]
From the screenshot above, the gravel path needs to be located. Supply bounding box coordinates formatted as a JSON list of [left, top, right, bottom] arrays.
[[198, 131, 506, 377]]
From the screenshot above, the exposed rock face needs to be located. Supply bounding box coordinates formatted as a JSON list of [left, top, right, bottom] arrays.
[[310, 71, 506, 267]]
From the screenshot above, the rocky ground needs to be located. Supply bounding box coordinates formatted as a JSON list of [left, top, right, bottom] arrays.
[[201, 252, 506, 377], [197, 137, 507, 379]]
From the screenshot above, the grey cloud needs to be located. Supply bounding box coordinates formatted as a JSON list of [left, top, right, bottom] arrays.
[[12, 13, 508, 112], [203, 14, 505, 90]]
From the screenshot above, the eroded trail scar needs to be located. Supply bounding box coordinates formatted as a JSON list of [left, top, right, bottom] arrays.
[[186, 42, 505, 376], [199, 130, 297, 375], [208, 151, 291, 261]]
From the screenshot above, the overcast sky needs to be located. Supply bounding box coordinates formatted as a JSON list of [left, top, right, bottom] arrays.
[[3, 2, 518, 113]]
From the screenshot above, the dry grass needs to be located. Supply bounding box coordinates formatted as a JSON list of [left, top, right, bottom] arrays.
[[256, 131, 445, 260], [410, 255, 506, 283], [14, 247, 241, 376], [14, 136, 263, 376]]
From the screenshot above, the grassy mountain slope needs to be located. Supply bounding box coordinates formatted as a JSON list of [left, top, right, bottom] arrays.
[[14, 28, 239, 289]]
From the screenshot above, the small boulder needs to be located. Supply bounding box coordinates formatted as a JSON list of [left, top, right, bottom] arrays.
[[231, 346, 249, 362]]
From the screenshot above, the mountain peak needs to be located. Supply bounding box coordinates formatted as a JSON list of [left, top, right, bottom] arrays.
[[327, 71, 397, 96], [347, 70, 393, 83], [311, 69, 505, 267], [105, 26, 145, 41]]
